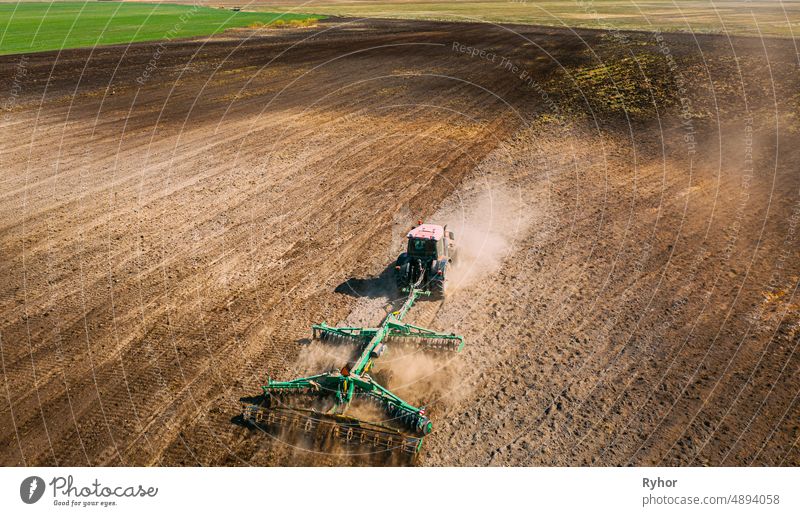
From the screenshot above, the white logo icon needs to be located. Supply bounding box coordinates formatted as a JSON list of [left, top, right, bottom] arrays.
[[20, 476, 45, 504]]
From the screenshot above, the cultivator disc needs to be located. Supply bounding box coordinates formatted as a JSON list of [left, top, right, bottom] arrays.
[[241, 285, 463, 461], [313, 321, 464, 353], [384, 326, 464, 352], [242, 404, 423, 456], [312, 325, 372, 346]]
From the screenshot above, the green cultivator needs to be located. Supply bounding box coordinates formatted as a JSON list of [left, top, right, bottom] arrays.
[[242, 283, 464, 458]]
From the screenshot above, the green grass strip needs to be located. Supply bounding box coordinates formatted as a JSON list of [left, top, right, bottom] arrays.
[[0, 1, 322, 55]]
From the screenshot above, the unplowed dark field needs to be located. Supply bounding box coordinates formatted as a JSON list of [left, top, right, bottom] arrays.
[[1, 18, 798, 466]]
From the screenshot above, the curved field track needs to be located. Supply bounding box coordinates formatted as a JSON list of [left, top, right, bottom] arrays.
[[0, 18, 798, 466]]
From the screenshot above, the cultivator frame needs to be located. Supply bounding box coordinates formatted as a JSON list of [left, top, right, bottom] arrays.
[[242, 286, 464, 457]]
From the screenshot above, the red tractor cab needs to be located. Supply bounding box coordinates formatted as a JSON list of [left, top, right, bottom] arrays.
[[395, 222, 456, 298]]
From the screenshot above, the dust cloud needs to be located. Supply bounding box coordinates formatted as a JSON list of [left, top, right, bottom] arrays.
[[433, 183, 533, 291]]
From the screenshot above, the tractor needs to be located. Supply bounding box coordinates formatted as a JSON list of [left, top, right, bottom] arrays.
[[394, 222, 456, 298], [239, 221, 464, 460]]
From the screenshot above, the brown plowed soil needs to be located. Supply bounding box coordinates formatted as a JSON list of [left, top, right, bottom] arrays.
[[0, 18, 798, 466]]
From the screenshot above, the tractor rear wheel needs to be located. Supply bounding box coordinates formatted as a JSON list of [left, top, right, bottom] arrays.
[[395, 262, 411, 293], [430, 278, 446, 299]]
